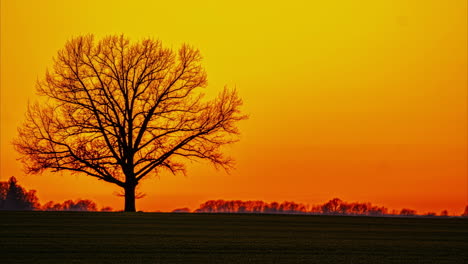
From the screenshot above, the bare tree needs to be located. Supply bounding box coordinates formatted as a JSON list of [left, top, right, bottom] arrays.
[[14, 35, 246, 212]]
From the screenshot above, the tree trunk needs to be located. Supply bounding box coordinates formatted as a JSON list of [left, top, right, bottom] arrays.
[[124, 184, 136, 212]]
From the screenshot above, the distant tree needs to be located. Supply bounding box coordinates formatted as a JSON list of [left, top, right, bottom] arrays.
[[351, 203, 369, 215], [310, 205, 322, 213], [70, 199, 97, 211], [42, 201, 62, 211], [368, 206, 387, 216], [321, 198, 342, 214], [251, 200, 265, 213], [338, 203, 351, 215], [14, 35, 246, 212], [440, 210, 448, 217], [280, 201, 306, 214], [400, 208, 417, 216], [267, 202, 279, 213], [0, 177, 40, 210], [425, 212, 437, 216]]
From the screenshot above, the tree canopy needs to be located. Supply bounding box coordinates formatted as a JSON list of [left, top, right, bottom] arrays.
[[14, 35, 246, 211]]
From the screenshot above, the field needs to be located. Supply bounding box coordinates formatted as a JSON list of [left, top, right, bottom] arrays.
[[1, 212, 467, 263]]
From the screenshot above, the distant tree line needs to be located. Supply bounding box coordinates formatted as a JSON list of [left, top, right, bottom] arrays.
[[192, 198, 468, 217], [3, 176, 468, 216], [42, 200, 113, 211], [193, 198, 387, 216], [0, 176, 111, 211]]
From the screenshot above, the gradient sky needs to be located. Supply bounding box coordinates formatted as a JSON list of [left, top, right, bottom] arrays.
[[1, 0, 467, 214]]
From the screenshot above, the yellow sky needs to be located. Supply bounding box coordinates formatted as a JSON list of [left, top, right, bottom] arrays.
[[1, 0, 467, 213]]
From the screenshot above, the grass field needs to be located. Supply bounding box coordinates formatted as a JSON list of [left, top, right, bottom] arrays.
[[1, 212, 467, 263]]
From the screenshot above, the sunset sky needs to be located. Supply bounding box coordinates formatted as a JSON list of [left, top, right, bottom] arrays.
[[1, 0, 467, 214]]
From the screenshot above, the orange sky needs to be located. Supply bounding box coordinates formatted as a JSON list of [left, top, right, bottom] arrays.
[[1, 0, 467, 214]]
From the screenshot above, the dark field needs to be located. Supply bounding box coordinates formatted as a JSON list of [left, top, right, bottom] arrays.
[[1, 212, 467, 264]]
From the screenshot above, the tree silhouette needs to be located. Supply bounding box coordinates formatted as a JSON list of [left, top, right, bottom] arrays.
[[0, 176, 40, 210], [321, 198, 342, 214], [14, 35, 246, 212]]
